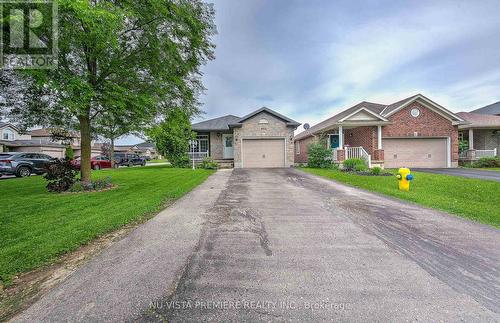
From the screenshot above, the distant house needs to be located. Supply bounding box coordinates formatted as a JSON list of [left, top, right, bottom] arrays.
[[457, 101, 500, 161], [0, 123, 102, 158], [115, 142, 160, 159]]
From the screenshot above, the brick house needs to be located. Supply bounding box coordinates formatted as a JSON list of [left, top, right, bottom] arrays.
[[456, 101, 500, 162], [191, 107, 300, 168], [294, 94, 467, 168]]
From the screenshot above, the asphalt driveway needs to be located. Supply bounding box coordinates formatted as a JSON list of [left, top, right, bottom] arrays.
[[15, 169, 500, 322], [415, 167, 500, 181]]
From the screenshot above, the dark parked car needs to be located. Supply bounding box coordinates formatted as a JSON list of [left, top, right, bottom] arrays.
[[71, 155, 116, 170], [114, 153, 146, 167], [0, 152, 55, 177]]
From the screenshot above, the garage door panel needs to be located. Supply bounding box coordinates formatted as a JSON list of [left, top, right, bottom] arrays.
[[384, 138, 447, 168], [243, 139, 285, 168]]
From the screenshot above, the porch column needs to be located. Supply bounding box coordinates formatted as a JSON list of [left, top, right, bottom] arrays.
[[377, 125, 382, 149], [468, 128, 474, 149], [338, 125, 343, 149]]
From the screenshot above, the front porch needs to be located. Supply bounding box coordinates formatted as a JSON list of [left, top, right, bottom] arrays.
[[324, 124, 386, 168], [188, 132, 235, 168], [459, 128, 499, 162]]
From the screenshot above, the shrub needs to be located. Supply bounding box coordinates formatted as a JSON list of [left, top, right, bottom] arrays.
[[343, 158, 365, 171], [171, 154, 190, 168], [200, 157, 218, 169], [371, 166, 382, 175], [472, 157, 500, 168], [354, 163, 367, 172], [65, 146, 74, 160], [307, 143, 333, 168], [43, 159, 78, 192]]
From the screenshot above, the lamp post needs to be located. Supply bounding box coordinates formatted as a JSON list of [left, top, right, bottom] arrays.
[[188, 140, 197, 170]]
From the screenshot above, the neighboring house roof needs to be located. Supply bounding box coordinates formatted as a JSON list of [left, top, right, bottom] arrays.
[[229, 107, 301, 128], [471, 101, 500, 115], [456, 112, 500, 129], [0, 121, 19, 131], [29, 128, 80, 138], [295, 94, 465, 141], [192, 115, 241, 131], [135, 141, 156, 149], [0, 140, 66, 148]]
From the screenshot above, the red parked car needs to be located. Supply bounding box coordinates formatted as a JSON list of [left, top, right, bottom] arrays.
[[71, 155, 115, 170]]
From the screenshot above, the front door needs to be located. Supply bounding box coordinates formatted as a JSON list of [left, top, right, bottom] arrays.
[[223, 134, 234, 159], [330, 135, 340, 149]]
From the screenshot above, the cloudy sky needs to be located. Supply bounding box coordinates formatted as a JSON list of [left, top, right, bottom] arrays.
[[121, 0, 500, 144]]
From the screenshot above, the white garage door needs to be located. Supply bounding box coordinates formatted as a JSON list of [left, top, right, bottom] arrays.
[[384, 138, 448, 168], [242, 139, 285, 168]]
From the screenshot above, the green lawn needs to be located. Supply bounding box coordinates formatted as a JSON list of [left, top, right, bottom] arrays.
[[146, 159, 168, 164], [480, 168, 500, 172], [0, 166, 214, 285], [301, 168, 500, 228]]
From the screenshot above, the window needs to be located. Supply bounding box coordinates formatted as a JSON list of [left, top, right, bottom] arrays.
[[258, 118, 269, 124], [410, 108, 420, 118], [2, 129, 14, 141], [295, 141, 300, 155], [193, 134, 209, 153]]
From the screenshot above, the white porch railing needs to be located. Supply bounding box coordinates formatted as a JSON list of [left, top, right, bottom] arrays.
[[188, 151, 209, 161], [333, 146, 372, 168], [459, 148, 497, 159]]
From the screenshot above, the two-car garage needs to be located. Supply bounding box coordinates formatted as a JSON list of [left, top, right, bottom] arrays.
[[383, 138, 449, 168]]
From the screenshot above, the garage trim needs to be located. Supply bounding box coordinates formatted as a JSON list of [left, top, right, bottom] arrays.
[[382, 136, 451, 168], [241, 137, 286, 168]]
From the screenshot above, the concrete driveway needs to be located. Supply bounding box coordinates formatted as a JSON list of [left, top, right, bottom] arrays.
[[15, 169, 500, 322], [415, 167, 500, 181]]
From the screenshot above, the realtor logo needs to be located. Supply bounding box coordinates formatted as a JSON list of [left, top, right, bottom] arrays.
[[0, 0, 58, 69]]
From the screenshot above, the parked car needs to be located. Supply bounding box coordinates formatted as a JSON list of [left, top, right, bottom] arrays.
[[0, 152, 55, 177], [71, 155, 117, 170], [114, 153, 146, 167]]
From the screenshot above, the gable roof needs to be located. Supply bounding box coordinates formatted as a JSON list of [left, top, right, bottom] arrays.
[[471, 101, 500, 115], [192, 115, 241, 131], [456, 112, 500, 129], [229, 107, 301, 128], [295, 94, 465, 141], [294, 101, 387, 140], [135, 141, 156, 149], [0, 121, 19, 131]]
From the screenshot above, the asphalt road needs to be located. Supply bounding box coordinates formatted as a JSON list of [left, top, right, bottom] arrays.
[[415, 167, 500, 181], [15, 168, 500, 322]]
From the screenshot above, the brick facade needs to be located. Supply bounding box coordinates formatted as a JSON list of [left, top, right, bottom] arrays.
[[294, 135, 317, 164], [344, 126, 378, 155], [233, 112, 296, 168], [383, 102, 459, 163]]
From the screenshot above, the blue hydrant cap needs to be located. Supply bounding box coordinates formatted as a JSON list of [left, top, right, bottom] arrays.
[[406, 174, 414, 181]]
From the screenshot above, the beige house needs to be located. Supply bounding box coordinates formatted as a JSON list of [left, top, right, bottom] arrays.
[[191, 107, 300, 168]]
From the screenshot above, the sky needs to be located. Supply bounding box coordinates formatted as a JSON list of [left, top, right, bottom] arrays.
[[119, 0, 500, 145]]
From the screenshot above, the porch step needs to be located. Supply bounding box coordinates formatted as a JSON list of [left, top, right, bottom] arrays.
[[214, 159, 234, 169]]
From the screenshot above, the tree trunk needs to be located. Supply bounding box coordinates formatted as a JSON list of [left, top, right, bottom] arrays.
[[79, 115, 92, 183], [110, 138, 115, 168]]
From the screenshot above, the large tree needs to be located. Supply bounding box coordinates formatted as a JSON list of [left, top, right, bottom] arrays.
[[1, 0, 215, 182]]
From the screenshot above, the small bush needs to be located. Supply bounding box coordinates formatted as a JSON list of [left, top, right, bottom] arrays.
[[200, 157, 218, 169], [472, 157, 500, 168], [65, 146, 74, 160], [307, 143, 333, 168], [371, 166, 382, 175], [171, 154, 190, 168], [44, 159, 78, 192], [343, 158, 365, 171], [354, 163, 367, 172]]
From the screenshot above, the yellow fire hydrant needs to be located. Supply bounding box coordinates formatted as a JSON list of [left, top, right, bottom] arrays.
[[396, 168, 414, 191]]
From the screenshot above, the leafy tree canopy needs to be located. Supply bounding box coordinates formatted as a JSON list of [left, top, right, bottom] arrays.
[[1, 0, 216, 181]]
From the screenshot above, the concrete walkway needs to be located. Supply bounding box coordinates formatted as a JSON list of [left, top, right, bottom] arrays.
[[415, 167, 500, 181], [15, 168, 500, 322]]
